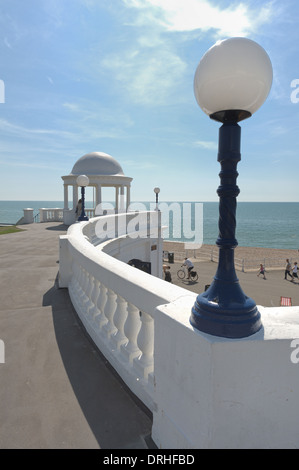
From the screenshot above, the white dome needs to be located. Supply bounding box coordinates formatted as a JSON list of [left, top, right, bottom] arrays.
[[71, 152, 124, 176]]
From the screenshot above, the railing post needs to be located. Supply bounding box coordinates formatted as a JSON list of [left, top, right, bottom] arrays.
[[95, 283, 108, 330], [111, 295, 128, 350], [88, 277, 100, 319], [82, 272, 93, 313], [134, 311, 154, 379], [121, 303, 141, 363], [102, 289, 117, 339]]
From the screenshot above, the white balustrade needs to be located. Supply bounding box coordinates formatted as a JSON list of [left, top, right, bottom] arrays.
[[59, 211, 299, 450], [39, 208, 64, 222], [59, 211, 194, 412]]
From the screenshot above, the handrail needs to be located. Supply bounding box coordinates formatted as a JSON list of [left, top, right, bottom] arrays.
[[60, 212, 196, 410]]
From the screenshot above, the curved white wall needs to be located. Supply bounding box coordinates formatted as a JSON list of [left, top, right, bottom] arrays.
[[59, 212, 299, 449]]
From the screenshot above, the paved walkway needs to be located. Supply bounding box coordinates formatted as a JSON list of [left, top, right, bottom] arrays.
[[0, 222, 153, 449], [166, 255, 299, 308]]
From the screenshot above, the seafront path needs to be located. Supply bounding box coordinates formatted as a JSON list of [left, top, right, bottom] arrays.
[[0, 222, 298, 449], [167, 245, 299, 308], [0, 222, 152, 449]]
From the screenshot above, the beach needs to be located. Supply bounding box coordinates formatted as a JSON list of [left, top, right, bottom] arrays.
[[163, 241, 299, 269], [163, 241, 299, 308]]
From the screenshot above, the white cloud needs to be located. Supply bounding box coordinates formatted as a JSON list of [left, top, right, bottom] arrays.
[[101, 46, 187, 105], [124, 0, 275, 37], [194, 140, 217, 150], [107, 0, 277, 106]]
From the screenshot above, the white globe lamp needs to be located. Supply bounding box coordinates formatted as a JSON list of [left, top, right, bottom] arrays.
[[190, 38, 273, 339]]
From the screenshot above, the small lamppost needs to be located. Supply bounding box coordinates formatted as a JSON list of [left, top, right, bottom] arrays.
[[190, 37, 273, 338], [154, 187, 160, 211], [76, 174, 89, 221]]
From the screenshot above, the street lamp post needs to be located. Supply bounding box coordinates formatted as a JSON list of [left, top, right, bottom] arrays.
[[76, 174, 90, 222], [154, 187, 160, 211], [190, 37, 273, 338]]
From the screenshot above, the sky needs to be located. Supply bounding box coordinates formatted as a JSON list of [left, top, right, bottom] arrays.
[[0, 0, 299, 202]]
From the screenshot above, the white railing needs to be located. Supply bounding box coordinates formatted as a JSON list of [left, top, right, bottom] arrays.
[[59, 212, 196, 411], [59, 211, 299, 449], [39, 208, 64, 222], [39, 208, 95, 223]]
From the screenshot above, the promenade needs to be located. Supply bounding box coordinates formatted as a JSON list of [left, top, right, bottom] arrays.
[[0, 222, 298, 449], [0, 222, 152, 449], [165, 249, 299, 308]]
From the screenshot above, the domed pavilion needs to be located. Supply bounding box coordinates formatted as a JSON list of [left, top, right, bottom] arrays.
[[61, 151, 133, 225]]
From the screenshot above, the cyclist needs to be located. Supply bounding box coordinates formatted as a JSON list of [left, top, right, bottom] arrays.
[[183, 257, 194, 280]]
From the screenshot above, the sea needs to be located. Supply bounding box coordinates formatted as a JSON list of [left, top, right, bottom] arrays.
[[0, 200, 298, 250]]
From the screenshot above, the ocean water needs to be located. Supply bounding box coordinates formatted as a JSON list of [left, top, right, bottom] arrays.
[[0, 200, 298, 250]]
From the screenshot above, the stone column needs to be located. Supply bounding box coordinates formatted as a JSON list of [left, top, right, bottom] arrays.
[[126, 185, 131, 211], [73, 184, 78, 210], [63, 184, 69, 210], [119, 185, 125, 213], [115, 186, 119, 213]]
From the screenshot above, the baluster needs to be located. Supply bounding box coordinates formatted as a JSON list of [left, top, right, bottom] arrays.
[[133, 311, 154, 379], [111, 296, 128, 350], [94, 283, 108, 331], [69, 260, 78, 297], [74, 264, 85, 307], [121, 303, 141, 364], [78, 267, 88, 307], [88, 279, 101, 322], [81, 272, 93, 315], [102, 289, 117, 339], [85, 274, 94, 315]]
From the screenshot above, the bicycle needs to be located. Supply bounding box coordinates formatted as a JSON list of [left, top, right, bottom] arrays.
[[177, 265, 198, 282]]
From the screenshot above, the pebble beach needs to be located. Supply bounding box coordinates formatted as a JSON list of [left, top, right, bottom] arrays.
[[163, 241, 299, 262]]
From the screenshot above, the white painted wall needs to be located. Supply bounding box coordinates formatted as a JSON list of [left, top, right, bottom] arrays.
[[152, 301, 299, 449]]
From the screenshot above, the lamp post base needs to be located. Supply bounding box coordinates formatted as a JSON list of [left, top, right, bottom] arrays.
[[190, 280, 262, 339]]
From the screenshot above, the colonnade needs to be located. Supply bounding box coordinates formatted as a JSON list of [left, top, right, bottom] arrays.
[[63, 182, 131, 215]]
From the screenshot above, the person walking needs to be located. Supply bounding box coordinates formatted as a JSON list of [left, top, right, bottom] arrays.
[[285, 259, 293, 280], [257, 263, 266, 279], [291, 261, 298, 282]]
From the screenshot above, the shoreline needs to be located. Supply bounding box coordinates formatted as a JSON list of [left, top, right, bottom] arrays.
[[163, 241, 299, 263]]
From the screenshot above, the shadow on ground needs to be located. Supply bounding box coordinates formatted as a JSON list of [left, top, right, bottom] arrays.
[[46, 224, 69, 231], [42, 275, 154, 449]]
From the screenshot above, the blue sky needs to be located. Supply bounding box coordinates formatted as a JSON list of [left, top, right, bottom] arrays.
[[0, 0, 299, 202]]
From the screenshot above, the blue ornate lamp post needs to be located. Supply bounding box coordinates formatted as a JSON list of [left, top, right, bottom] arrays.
[[190, 38, 273, 338], [76, 174, 89, 222]]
